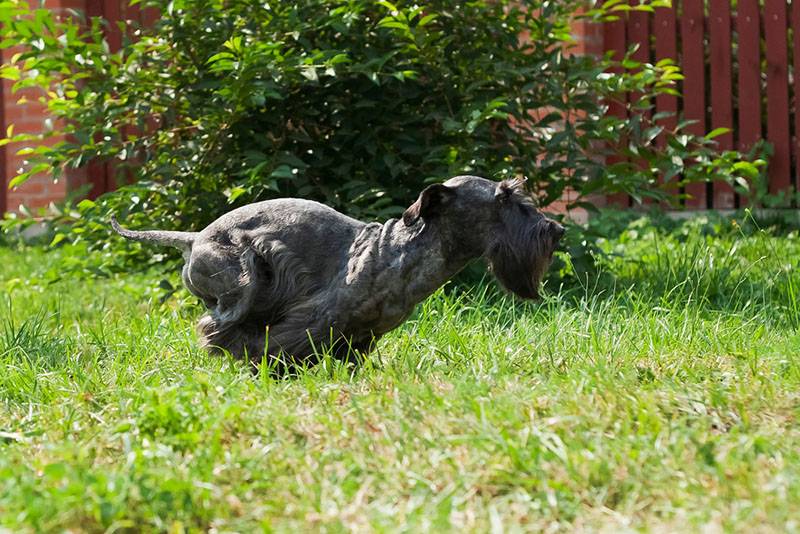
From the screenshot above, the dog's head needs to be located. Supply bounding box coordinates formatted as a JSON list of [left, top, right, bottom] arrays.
[[403, 175, 564, 299]]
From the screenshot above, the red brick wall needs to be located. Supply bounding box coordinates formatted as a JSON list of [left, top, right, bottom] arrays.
[[570, 13, 605, 57], [1, 0, 89, 214]]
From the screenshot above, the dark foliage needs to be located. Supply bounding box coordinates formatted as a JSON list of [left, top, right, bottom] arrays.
[[0, 0, 765, 273]]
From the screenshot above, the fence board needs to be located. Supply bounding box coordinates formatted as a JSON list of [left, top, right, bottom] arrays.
[[84, 0, 102, 18], [123, 0, 158, 37], [140, 4, 160, 26], [124, 0, 142, 44], [708, 0, 735, 208], [736, 0, 761, 206], [680, 0, 707, 208], [627, 5, 651, 100], [604, 16, 630, 208], [654, 6, 678, 200], [764, 0, 791, 199], [103, 0, 123, 51]]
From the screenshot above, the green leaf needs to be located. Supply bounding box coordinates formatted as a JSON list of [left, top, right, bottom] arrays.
[[270, 165, 295, 179], [226, 186, 248, 203], [732, 161, 760, 178], [704, 127, 731, 140], [223, 36, 243, 54], [49, 233, 67, 247], [77, 199, 96, 210], [0, 65, 20, 80], [206, 51, 236, 65], [418, 14, 438, 26], [378, 19, 409, 30], [377, 1, 399, 13]]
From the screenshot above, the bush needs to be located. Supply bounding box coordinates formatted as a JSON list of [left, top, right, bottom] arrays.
[[0, 0, 766, 273]]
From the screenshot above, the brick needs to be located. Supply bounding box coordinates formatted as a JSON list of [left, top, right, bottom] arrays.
[[6, 120, 48, 135], [47, 179, 68, 194], [569, 19, 605, 57], [4, 107, 47, 124], [9, 195, 53, 210], [11, 87, 48, 101], [56, 0, 88, 8], [12, 181, 45, 196]]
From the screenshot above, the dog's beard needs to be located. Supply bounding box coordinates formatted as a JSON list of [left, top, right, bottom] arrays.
[[487, 221, 558, 300]]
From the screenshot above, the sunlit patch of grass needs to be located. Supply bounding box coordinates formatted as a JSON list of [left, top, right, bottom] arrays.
[[0, 217, 798, 532]]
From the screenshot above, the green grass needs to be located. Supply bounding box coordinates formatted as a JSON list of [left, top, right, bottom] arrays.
[[1, 215, 799, 532]]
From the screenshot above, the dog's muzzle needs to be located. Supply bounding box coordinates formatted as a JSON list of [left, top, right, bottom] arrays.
[[549, 221, 565, 241]]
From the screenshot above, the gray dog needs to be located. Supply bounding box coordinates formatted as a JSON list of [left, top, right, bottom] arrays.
[[112, 175, 564, 370]]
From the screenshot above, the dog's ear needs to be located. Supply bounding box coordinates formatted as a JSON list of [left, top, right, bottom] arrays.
[[403, 184, 455, 226], [494, 177, 527, 203]]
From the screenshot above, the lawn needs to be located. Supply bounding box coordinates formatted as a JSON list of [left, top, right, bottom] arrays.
[[0, 213, 798, 532]]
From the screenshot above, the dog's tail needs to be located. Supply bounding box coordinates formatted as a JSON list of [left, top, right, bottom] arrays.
[[111, 215, 198, 251]]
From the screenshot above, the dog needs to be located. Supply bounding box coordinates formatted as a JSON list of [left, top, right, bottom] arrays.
[[112, 175, 565, 370]]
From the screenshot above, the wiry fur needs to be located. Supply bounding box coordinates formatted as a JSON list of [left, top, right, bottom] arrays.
[[112, 176, 565, 372], [487, 198, 561, 299]]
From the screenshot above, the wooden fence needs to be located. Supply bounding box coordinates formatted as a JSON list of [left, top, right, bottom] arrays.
[[606, 0, 798, 209]]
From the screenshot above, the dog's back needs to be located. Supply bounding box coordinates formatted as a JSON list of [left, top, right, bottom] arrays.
[[195, 198, 362, 281]]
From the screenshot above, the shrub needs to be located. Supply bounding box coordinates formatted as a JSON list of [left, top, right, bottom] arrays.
[[0, 0, 766, 273]]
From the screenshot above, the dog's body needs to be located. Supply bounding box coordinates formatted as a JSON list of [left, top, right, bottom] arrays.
[[112, 176, 564, 369]]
